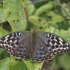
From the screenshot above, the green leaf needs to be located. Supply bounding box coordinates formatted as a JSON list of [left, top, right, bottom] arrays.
[[23, 59, 43, 70], [35, 2, 53, 15], [3, 0, 27, 31], [28, 15, 48, 27], [0, 58, 10, 70], [0, 49, 4, 54], [0, 9, 6, 23], [51, 14, 64, 24], [23, 0, 35, 15], [44, 26, 55, 33], [0, 27, 8, 38], [48, 26, 55, 33], [0, 4, 3, 8], [58, 54, 70, 70], [34, 62, 43, 70], [23, 60, 34, 70], [54, 29, 60, 36], [59, 29, 68, 41], [9, 57, 27, 70]]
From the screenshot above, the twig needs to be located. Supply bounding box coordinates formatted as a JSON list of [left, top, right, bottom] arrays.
[[56, 0, 70, 19]]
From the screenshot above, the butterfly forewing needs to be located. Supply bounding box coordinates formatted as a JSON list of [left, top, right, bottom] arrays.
[[32, 32, 70, 62], [0, 31, 31, 59]]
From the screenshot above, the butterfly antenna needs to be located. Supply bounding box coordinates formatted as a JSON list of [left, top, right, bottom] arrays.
[[56, 0, 70, 19]]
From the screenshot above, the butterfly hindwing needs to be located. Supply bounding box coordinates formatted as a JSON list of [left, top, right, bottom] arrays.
[[32, 32, 70, 62], [0, 31, 31, 59]]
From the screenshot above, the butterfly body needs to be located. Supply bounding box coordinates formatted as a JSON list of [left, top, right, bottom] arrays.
[[0, 31, 70, 62]]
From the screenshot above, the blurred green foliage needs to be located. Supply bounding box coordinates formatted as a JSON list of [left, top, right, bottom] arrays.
[[0, 0, 70, 70]]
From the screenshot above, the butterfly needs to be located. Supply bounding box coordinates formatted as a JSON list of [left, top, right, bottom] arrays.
[[0, 30, 70, 62]]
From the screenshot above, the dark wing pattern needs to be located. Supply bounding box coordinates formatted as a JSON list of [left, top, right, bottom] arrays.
[[32, 32, 70, 62], [0, 31, 31, 59]]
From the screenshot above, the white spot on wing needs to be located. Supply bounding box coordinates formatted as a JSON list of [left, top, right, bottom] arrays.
[[54, 43, 57, 46], [5, 35, 9, 39], [19, 33, 21, 35], [59, 41, 63, 46], [10, 36, 14, 39], [3, 44, 7, 46], [58, 37, 63, 42], [53, 39, 57, 42], [14, 40, 17, 43], [0, 44, 2, 46], [49, 42, 53, 46], [9, 40, 12, 43], [47, 33, 49, 37], [65, 43, 69, 46], [4, 38, 8, 42], [53, 47, 63, 51]]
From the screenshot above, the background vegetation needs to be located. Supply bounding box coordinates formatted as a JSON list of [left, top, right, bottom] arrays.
[[0, 0, 70, 70]]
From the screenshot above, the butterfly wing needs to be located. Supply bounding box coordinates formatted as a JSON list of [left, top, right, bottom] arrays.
[[32, 32, 70, 62], [0, 31, 31, 59]]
